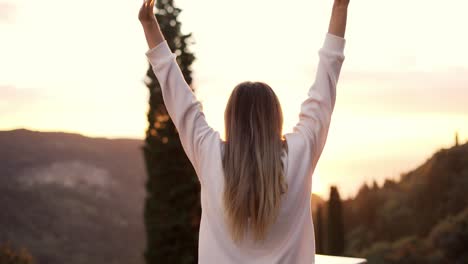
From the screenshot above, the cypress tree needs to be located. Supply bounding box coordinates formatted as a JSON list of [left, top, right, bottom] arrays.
[[141, 0, 199, 263], [316, 204, 325, 254], [327, 186, 344, 255]]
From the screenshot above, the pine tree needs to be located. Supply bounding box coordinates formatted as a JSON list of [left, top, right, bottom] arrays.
[[141, 0, 199, 263], [327, 186, 345, 255]]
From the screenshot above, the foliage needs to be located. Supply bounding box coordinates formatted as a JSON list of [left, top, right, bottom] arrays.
[[313, 186, 345, 255], [0, 242, 34, 264], [315, 205, 325, 254], [142, 0, 199, 263], [342, 143, 468, 263], [327, 186, 345, 255], [428, 207, 468, 263], [0, 129, 146, 264]]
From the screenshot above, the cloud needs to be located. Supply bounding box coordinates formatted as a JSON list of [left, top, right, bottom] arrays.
[[338, 68, 468, 115], [0, 85, 45, 115], [0, 2, 15, 23]]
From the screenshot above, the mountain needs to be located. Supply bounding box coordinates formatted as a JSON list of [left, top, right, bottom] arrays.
[[0, 128, 147, 264], [341, 141, 468, 263], [0, 128, 328, 264], [10, 129, 465, 263]]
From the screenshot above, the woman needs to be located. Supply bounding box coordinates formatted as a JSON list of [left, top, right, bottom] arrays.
[[139, 0, 349, 262]]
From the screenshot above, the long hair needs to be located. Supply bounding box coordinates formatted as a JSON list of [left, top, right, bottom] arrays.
[[222, 81, 288, 244]]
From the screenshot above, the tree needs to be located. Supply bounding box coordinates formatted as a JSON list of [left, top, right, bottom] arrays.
[[141, 0, 199, 263], [428, 207, 468, 263], [315, 204, 325, 254], [0, 243, 34, 264], [327, 186, 345, 255]]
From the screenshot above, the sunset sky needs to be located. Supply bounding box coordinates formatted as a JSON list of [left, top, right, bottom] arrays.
[[1, 0, 467, 198]]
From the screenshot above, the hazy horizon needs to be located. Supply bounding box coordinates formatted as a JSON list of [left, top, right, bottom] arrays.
[[2, 126, 465, 200], [2, 0, 467, 198]]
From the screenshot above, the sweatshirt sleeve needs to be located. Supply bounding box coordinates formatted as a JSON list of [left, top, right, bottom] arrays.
[[145, 40, 217, 187], [291, 33, 346, 167]]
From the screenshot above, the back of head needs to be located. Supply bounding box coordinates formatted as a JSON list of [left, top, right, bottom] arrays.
[[222, 81, 288, 244]]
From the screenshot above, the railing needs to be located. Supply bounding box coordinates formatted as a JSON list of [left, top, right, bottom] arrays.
[[316, 254, 367, 264]]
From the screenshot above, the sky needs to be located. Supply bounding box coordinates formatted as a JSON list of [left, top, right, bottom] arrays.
[[1, 0, 467, 198]]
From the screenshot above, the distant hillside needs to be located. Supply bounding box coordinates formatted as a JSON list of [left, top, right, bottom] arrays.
[[0, 128, 327, 264], [341, 142, 468, 263], [0, 128, 147, 264], [10, 129, 465, 263]]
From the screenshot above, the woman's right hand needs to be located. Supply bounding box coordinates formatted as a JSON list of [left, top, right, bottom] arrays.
[[138, 0, 157, 26]]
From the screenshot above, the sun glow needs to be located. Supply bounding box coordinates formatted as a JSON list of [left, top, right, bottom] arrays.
[[2, 0, 467, 198]]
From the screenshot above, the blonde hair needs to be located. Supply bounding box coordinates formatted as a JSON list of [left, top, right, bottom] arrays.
[[222, 81, 288, 244]]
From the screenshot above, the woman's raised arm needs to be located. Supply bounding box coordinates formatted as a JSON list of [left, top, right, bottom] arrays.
[[328, 0, 349, 38], [138, 0, 165, 50], [138, 0, 220, 187], [291, 0, 349, 167]]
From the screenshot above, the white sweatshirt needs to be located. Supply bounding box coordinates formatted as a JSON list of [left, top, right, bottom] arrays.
[[145, 33, 346, 264]]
